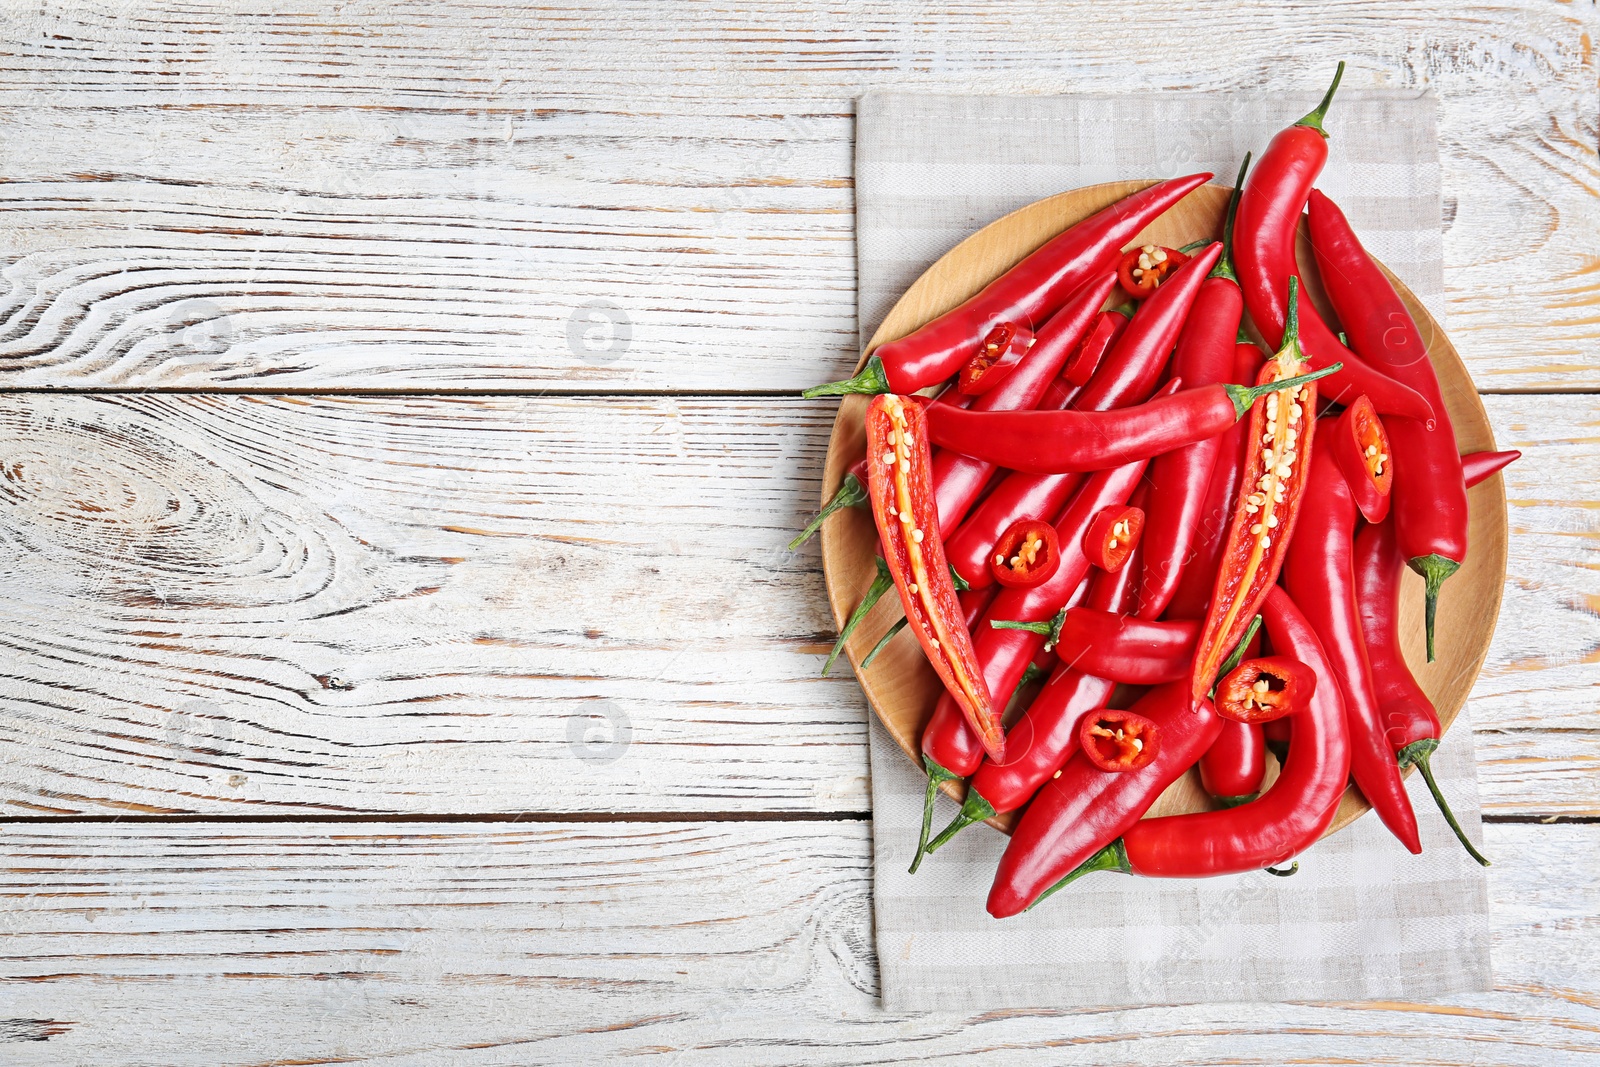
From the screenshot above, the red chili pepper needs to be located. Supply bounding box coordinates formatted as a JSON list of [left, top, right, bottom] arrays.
[[987, 681, 1223, 917], [805, 173, 1213, 398], [1059, 587, 1350, 882], [1188, 278, 1327, 702], [1055, 610, 1198, 684], [864, 394, 1001, 760], [945, 245, 1223, 586], [1078, 709, 1160, 772], [1232, 63, 1433, 424], [1199, 720, 1266, 806], [1355, 516, 1491, 866], [1325, 394, 1393, 523], [1308, 188, 1463, 661], [1283, 439, 1422, 853], [1063, 308, 1131, 386], [988, 519, 1060, 589], [1215, 655, 1317, 724], [956, 321, 1036, 395], [1162, 340, 1264, 619], [1118, 243, 1189, 297], [1084, 505, 1143, 572], [1460, 449, 1520, 486]]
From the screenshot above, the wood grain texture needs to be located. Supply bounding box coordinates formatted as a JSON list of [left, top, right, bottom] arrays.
[[0, 391, 1591, 816], [0, 819, 1595, 1066], [0, 1, 1590, 390]]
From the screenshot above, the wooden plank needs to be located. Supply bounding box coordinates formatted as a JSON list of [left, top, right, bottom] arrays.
[[0, 819, 1595, 1065], [0, 1, 1590, 390], [0, 392, 1592, 815]]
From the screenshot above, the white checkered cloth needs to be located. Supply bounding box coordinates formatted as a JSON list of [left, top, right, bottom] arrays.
[[858, 90, 1492, 1011]]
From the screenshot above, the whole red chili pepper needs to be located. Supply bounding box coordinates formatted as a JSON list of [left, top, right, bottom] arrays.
[[987, 681, 1223, 917], [1078, 709, 1160, 772], [1324, 393, 1393, 524], [1199, 720, 1266, 806], [1232, 63, 1433, 424], [1354, 516, 1491, 866], [1188, 278, 1327, 702], [1460, 449, 1520, 486], [1162, 340, 1263, 619], [1059, 587, 1350, 882], [945, 245, 1223, 586], [1083, 505, 1143, 572], [805, 173, 1213, 398], [864, 394, 1001, 759], [925, 363, 1336, 475], [1138, 158, 1249, 619], [1055, 610, 1199, 684], [1118, 243, 1189, 297], [1308, 188, 1464, 661], [988, 518, 1060, 589], [1283, 438, 1421, 853], [1215, 655, 1317, 723]]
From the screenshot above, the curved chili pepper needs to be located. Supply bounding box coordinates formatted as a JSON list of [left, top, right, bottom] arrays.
[[956, 321, 1036, 395], [1355, 516, 1491, 866], [1063, 308, 1131, 386], [805, 173, 1213, 398], [987, 681, 1223, 917], [1118, 243, 1188, 297], [1232, 63, 1433, 424], [1059, 587, 1350, 881], [1460, 449, 1520, 486], [1283, 438, 1421, 853], [1325, 393, 1393, 523], [1079, 709, 1159, 772], [989, 519, 1060, 589], [1215, 655, 1316, 724], [1163, 340, 1264, 619], [1199, 720, 1266, 806], [1084, 505, 1143, 572], [1308, 188, 1463, 660], [925, 363, 1336, 475], [865, 394, 1001, 760], [1055, 610, 1198, 684], [1189, 278, 1326, 702], [946, 244, 1223, 586]]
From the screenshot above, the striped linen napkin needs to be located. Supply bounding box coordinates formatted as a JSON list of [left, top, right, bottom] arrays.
[[858, 90, 1492, 1011]]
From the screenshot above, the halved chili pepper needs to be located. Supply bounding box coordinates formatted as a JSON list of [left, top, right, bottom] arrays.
[[1078, 709, 1160, 772], [1055, 609, 1198, 684], [945, 244, 1223, 586], [1062, 307, 1131, 386], [1084, 505, 1143, 572], [1058, 587, 1350, 882], [1188, 277, 1325, 705], [1118, 243, 1189, 297], [1199, 720, 1266, 807], [1325, 394, 1393, 523], [1283, 437, 1422, 854], [1355, 515, 1491, 866], [987, 681, 1223, 917], [1308, 188, 1462, 661], [1215, 655, 1316, 724], [1231, 62, 1433, 424], [804, 173, 1213, 398], [989, 518, 1060, 589], [864, 394, 1001, 761], [956, 321, 1036, 395]]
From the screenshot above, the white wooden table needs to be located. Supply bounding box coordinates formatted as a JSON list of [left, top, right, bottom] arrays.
[[0, 3, 1596, 1062]]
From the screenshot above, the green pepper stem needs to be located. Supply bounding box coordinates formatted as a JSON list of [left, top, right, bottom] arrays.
[[1399, 738, 1490, 867], [1027, 839, 1130, 910], [1216, 793, 1259, 809], [1210, 613, 1263, 698], [1408, 553, 1461, 663], [1263, 861, 1300, 877], [1176, 239, 1211, 256], [822, 556, 892, 677], [1295, 61, 1346, 136], [949, 562, 971, 592], [925, 787, 996, 855], [789, 472, 868, 550], [1210, 153, 1250, 283], [802, 354, 890, 399], [860, 616, 907, 669], [1110, 301, 1137, 319], [910, 757, 959, 874], [1224, 363, 1340, 421], [1283, 274, 1302, 352], [990, 607, 1067, 650]]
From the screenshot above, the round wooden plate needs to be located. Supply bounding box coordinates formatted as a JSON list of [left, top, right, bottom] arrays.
[[819, 180, 1507, 837]]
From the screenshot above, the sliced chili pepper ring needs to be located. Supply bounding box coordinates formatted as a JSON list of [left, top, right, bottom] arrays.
[[1078, 709, 1160, 772], [1215, 655, 1317, 724], [988, 518, 1061, 589], [1084, 505, 1144, 572], [1326, 394, 1393, 523], [1118, 244, 1189, 298], [957, 321, 1036, 395]]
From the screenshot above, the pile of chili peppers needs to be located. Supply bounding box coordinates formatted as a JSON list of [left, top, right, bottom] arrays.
[[796, 64, 1516, 917]]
